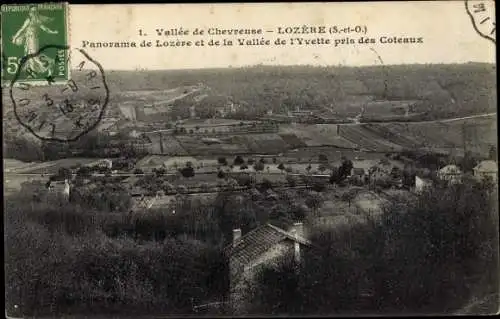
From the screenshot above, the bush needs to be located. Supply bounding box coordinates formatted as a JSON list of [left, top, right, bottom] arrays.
[[217, 157, 228, 166], [253, 162, 265, 171], [180, 166, 195, 178], [286, 175, 298, 187], [312, 181, 327, 192], [234, 156, 245, 166], [318, 154, 328, 163], [235, 174, 255, 187], [76, 166, 92, 178], [260, 178, 273, 191]]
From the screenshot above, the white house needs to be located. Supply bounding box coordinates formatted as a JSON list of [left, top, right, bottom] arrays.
[[415, 176, 433, 193], [438, 164, 462, 184], [473, 160, 498, 182]]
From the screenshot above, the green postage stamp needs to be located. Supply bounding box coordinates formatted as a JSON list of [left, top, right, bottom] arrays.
[[1, 2, 69, 85]]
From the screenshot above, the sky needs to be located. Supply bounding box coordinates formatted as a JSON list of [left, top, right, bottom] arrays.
[[66, 1, 496, 70]]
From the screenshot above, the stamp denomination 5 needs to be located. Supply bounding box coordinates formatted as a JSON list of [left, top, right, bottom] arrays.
[[1, 3, 69, 84]]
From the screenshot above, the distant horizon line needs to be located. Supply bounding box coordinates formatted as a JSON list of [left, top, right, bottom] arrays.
[[70, 61, 496, 72]]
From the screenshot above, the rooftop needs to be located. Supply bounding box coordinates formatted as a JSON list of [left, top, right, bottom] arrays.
[[225, 223, 311, 267], [474, 160, 498, 173], [439, 164, 462, 174]]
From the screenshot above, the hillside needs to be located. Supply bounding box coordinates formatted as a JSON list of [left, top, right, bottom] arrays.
[[92, 63, 496, 121], [3, 63, 496, 126]]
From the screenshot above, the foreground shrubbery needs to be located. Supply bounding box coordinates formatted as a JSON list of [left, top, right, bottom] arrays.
[[4, 196, 228, 317], [4, 184, 317, 317], [247, 177, 499, 315]]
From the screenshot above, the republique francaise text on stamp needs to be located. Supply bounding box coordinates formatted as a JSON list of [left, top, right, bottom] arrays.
[[1, 2, 69, 84], [3, 3, 110, 143]]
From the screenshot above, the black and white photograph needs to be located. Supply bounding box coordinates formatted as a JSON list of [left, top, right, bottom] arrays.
[[3, 1, 499, 317]]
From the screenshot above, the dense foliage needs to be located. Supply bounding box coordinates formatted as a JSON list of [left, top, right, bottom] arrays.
[[4, 193, 228, 317], [247, 177, 499, 315]]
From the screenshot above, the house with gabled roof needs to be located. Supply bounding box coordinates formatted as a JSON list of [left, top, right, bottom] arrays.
[[473, 160, 498, 183], [438, 164, 462, 184], [224, 222, 312, 313]]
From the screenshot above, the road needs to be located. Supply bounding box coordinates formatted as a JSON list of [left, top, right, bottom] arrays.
[[344, 112, 497, 126]]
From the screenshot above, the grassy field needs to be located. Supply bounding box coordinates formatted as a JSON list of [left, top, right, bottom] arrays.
[[3, 158, 100, 174]]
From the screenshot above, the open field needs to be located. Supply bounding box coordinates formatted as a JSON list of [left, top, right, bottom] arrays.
[[381, 116, 497, 155], [3, 158, 100, 174]]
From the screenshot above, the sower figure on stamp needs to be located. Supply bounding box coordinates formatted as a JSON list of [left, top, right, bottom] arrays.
[[11, 6, 59, 77]]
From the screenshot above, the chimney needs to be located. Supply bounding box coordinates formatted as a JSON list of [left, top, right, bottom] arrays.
[[232, 228, 242, 247], [291, 222, 304, 238], [290, 222, 304, 264]]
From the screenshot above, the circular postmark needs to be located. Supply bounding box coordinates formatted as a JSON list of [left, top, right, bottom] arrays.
[[9, 45, 109, 142], [465, 0, 496, 44]]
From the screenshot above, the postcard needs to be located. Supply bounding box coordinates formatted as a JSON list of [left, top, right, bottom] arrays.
[[2, 1, 498, 317]]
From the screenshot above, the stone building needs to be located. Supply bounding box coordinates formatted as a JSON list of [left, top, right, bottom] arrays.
[[224, 222, 311, 314]]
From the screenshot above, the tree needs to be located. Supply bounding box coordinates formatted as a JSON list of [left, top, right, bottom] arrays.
[[489, 145, 497, 160], [402, 165, 416, 189], [341, 188, 358, 207], [318, 163, 328, 173], [373, 172, 392, 189], [339, 157, 353, 179], [286, 175, 298, 187], [277, 163, 285, 172], [460, 151, 478, 173], [199, 183, 211, 193], [305, 191, 324, 214], [218, 157, 228, 166], [217, 170, 226, 179], [236, 174, 255, 187], [155, 167, 166, 177], [312, 180, 327, 192], [254, 162, 265, 172], [180, 164, 195, 178], [306, 164, 312, 174], [272, 157, 278, 164], [57, 167, 72, 181], [234, 155, 245, 166], [329, 166, 343, 184], [318, 154, 328, 163], [76, 166, 92, 178], [260, 178, 273, 191], [163, 182, 175, 194], [379, 158, 390, 166], [390, 166, 402, 179], [226, 178, 239, 189], [240, 164, 249, 170]]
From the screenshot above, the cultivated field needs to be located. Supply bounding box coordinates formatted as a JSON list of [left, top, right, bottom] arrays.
[[3, 158, 100, 174]]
